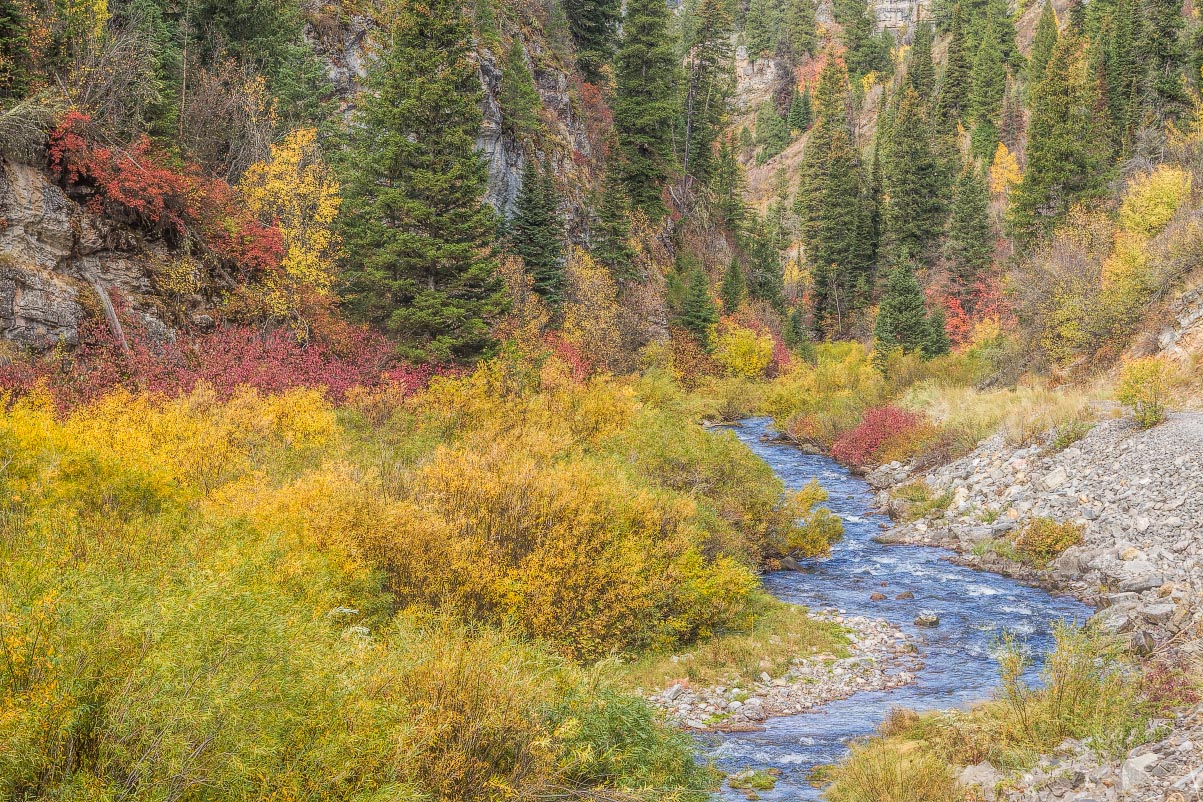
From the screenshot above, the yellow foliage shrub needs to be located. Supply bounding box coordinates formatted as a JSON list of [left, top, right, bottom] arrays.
[[713, 322, 774, 378], [1116, 356, 1173, 428]]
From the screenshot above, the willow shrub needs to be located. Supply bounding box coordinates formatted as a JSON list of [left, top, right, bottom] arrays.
[[0, 351, 841, 799]]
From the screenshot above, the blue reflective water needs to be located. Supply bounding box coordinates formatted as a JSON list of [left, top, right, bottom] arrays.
[[701, 419, 1093, 800]]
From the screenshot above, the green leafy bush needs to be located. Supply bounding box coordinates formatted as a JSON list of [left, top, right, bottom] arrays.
[[1116, 356, 1172, 428]]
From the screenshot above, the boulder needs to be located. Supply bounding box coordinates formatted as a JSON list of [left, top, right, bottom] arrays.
[[914, 612, 940, 627], [1119, 752, 1159, 791], [958, 761, 1001, 790]]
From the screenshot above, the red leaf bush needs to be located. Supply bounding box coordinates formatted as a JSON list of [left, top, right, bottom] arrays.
[[830, 406, 926, 469]]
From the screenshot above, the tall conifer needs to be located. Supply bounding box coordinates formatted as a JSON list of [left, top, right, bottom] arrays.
[[907, 22, 935, 102], [680, 269, 719, 342], [562, 0, 621, 81], [1029, 0, 1058, 87], [968, 16, 1007, 159], [882, 86, 946, 266], [936, 3, 971, 129], [943, 163, 992, 304], [682, 0, 734, 183], [511, 159, 566, 306], [720, 255, 746, 311]]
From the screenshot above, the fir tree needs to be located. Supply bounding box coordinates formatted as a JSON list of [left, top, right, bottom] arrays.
[[499, 39, 542, 139], [711, 135, 748, 232], [680, 269, 719, 342], [754, 99, 789, 162], [614, 0, 681, 218], [907, 22, 936, 102], [936, 3, 971, 129], [1010, 34, 1108, 242], [1029, 0, 1058, 87], [873, 263, 932, 358], [882, 86, 947, 266], [840, 0, 889, 79], [720, 255, 746, 311], [797, 55, 870, 335], [787, 85, 812, 134], [923, 303, 952, 357], [1142, 0, 1190, 124], [592, 167, 638, 280], [784, 0, 817, 61], [942, 163, 992, 305], [562, 0, 622, 82], [511, 158, 566, 306], [968, 16, 1007, 159], [784, 307, 815, 360], [1103, 0, 1144, 158], [682, 0, 734, 183], [745, 216, 786, 306], [0, 0, 29, 102], [744, 0, 779, 59], [340, 0, 504, 363]]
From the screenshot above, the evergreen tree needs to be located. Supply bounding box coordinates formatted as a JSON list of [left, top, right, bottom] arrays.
[[614, 0, 681, 218], [923, 303, 952, 357], [784, 0, 817, 61], [744, 0, 779, 59], [754, 99, 789, 162], [1103, 0, 1144, 157], [983, 0, 1020, 69], [787, 85, 812, 134], [340, 0, 504, 363], [968, 16, 1007, 159], [682, 0, 734, 183], [720, 255, 746, 311], [942, 163, 992, 304], [511, 159, 566, 305], [873, 263, 933, 358], [745, 216, 786, 306], [882, 86, 947, 266], [499, 39, 542, 139], [711, 136, 748, 232], [840, 0, 889, 79], [680, 269, 719, 342], [797, 55, 870, 335], [936, 3, 971, 129], [0, 0, 29, 102], [907, 22, 936, 102], [562, 0, 621, 82], [592, 167, 638, 279], [1010, 34, 1108, 242], [1029, 0, 1058, 87], [784, 307, 815, 360], [1142, 0, 1190, 124]]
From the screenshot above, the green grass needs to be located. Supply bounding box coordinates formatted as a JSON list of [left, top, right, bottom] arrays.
[[891, 481, 954, 521]]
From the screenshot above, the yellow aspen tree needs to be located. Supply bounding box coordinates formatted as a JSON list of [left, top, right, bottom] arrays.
[[989, 142, 1020, 196]]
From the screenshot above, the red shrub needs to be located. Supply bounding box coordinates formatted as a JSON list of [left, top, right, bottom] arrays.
[[830, 406, 925, 468]]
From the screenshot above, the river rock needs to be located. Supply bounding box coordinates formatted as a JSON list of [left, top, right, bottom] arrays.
[[1120, 752, 1160, 790], [913, 612, 939, 627], [895, 591, 915, 600], [870, 592, 886, 601], [780, 556, 806, 572]]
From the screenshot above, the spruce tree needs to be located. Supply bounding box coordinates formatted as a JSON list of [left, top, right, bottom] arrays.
[[1104, 0, 1144, 158], [907, 22, 936, 102], [882, 86, 946, 266], [754, 99, 789, 162], [1029, 0, 1058, 87], [840, 0, 888, 79], [873, 263, 932, 358], [943, 163, 992, 304], [784, 0, 817, 61], [787, 85, 812, 134], [923, 303, 952, 357], [720, 255, 746, 311], [340, 0, 505, 363], [968, 16, 1007, 159], [500, 40, 542, 139], [1142, 0, 1189, 124], [798, 55, 870, 335], [562, 0, 621, 82], [680, 269, 719, 342], [745, 217, 786, 307], [511, 159, 566, 306], [785, 307, 815, 360], [592, 167, 638, 280], [614, 0, 681, 219], [711, 136, 748, 232], [0, 0, 29, 102], [744, 0, 779, 59], [1009, 34, 1108, 242], [682, 0, 734, 183], [936, 3, 971, 129]]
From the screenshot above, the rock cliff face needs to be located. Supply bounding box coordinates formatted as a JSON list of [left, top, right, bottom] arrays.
[[0, 159, 165, 349]]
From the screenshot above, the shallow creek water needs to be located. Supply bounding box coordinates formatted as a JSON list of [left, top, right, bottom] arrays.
[[701, 419, 1093, 800]]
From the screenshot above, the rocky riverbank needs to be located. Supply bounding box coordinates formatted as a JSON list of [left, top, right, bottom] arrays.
[[645, 612, 921, 732], [868, 411, 1203, 802]]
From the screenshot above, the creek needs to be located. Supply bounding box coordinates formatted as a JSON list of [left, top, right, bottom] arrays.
[[703, 418, 1093, 800]]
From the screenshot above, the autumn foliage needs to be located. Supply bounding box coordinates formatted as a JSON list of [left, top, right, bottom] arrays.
[[830, 405, 927, 468]]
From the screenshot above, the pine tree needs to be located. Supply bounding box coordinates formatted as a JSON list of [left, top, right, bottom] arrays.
[[1009, 34, 1108, 242], [923, 303, 951, 357], [500, 39, 542, 139], [592, 167, 638, 279], [720, 255, 746, 311], [787, 85, 812, 134], [784, 0, 817, 61], [745, 216, 786, 306], [784, 307, 815, 360], [936, 3, 971, 129], [1142, 0, 1189, 124], [942, 163, 992, 304], [968, 16, 1007, 159], [682, 0, 734, 183], [0, 0, 30, 102], [711, 135, 748, 232], [882, 86, 947, 266], [797, 55, 870, 335], [839, 0, 889, 79], [511, 158, 566, 305], [680, 269, 719, 342], [907, 22, 936, 102], [744, 0, 779, 59], [1103, 0, 1144, 158], [873, 263, 932, 358], [340, 0, 504, 363], [562, 0, 622, 82], [1029, 0, 1058, 87], [754, 99, 789, 162], [614, 0, 681, 219]]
